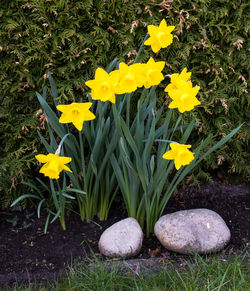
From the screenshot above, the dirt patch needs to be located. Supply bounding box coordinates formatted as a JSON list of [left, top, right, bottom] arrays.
[[0, 178, 249, 288]]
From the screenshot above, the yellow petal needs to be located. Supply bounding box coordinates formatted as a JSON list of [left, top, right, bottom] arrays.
[[155, 61, 165, 71], [151, 42, 161, 53], [72, 119, 84, 131], [108, 94, 116, 103], [168, 100, 178, 109], [147, 57, 154, 65], [144, 38, 153, 46], [169, 143, 180, 150], [161, 35, 173, 48], [178, 105, 186, 113], [62, 165, 72, 173], [164, 83, 175, 92], [180, 68, 191, 81], [192, 86, 200, 96], [59, 156, 72, 164], [148, 25, 159, 35], [83, 110, 96, 120], [91, 90, 101, 100], [162, 150, 176, 160], [85, 79, 96, 89], [59, 112, 72, 123], [35, 154, 49, 163], [57, 104, 71, 112], [174, 159, 182, 170], [95, 68, 109, 80], [78, 102, 93, 111], [40, 165, 60, 179], [165, 26, 175, 33], [159, 19, 167, 30], [119, 62, 128, 72]]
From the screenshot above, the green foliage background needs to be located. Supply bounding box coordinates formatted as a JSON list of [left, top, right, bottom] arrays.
[[0, 0, 249, 208]]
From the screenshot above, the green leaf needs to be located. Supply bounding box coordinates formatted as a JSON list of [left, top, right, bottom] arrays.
[[150, 155, 155, 175], [62, 192, 76, 199], [44, 213, 51, 234], [37, 199, 46, 218], [48, 71, 59, 106], [36, 92, 66, 139], [193, 123, 244, 168], [36, 177, 50, 193], [65, 188, 86, 195], [11, 194, 40, 207], [180, 116, 196, 144], [50, 208, 61, 224], [106, 58, 118, 73], [21, 181, 41, 194], [37, 130, 54, 153]]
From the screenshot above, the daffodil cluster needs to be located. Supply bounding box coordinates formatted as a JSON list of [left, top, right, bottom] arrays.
[[36, 19, 201, 178], [85, 57, 166, 101], [164, 68, 200, 113]]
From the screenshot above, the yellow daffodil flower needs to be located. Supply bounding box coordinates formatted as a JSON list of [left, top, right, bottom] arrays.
[[35, 153, 72, 179], [85, 68, 118, 103], [110, 62, 139, 94], [143, 57, 165, 88], [168, 82, 200, 113], [144, 19, 175, 53], [162, 143, 195, 170], [57, 102, 95, 131], [129, 63, 146, 88], [164, 67, 192, 92]]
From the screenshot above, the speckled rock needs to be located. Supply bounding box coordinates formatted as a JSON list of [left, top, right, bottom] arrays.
[[98, 218, 143, 258], [154, 209, 231, 254]]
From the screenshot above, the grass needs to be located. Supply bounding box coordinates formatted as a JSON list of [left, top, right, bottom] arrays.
[[4, 252, 249, 291]]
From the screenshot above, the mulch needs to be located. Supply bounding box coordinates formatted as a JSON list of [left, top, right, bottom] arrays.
[[0, 178, 249, 288]]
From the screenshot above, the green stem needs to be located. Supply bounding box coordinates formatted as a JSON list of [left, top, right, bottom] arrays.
[[77, 195, 85, 221], [60, 216, 66, 230], [56, 179, 66, 230], [49, 179, 59, 210], [77, 130, 86, 217], [79, 130, 85, 178], [126, 93, 131, 126]]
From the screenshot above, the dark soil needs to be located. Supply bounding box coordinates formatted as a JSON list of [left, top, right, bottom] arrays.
[[0, 178, 249, 288]]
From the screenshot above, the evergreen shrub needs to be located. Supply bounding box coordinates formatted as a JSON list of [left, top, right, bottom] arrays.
[[0, 0, 249, 208]]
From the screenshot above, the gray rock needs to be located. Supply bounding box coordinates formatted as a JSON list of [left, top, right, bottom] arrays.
[[154, 209, 231, 254], [98, 217, 143, 258]]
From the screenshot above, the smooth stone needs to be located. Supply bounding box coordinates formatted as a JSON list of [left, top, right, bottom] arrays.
[[98, 217, 143, 258], [154, 209, 231, 254]]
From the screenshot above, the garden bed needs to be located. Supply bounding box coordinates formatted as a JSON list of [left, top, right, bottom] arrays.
[[0, 178, 249, 288]]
